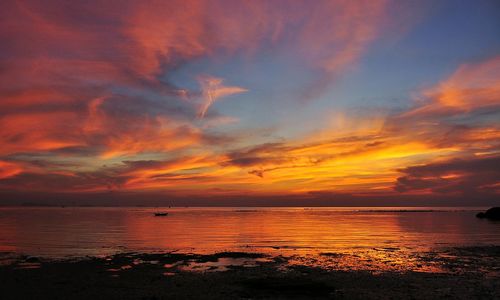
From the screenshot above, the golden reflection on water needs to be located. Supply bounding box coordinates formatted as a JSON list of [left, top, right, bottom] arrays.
[[0, 207, 499, 272]]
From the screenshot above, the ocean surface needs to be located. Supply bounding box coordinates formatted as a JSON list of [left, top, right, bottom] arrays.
[[0, 207, 499, 259]]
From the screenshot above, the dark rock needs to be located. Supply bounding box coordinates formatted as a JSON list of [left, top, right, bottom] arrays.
[[25, 256, 39, 263], [476, 207, 500, 220]]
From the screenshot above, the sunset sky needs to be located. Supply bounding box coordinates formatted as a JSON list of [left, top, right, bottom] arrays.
[[0, 0, 499, 206]]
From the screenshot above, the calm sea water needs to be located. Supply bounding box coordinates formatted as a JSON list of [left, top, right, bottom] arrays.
[[0, 207, 499, 259]]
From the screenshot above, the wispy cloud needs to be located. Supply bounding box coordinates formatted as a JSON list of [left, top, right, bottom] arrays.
[[197, 76, 247, 118], [402, 56, 500, 118]]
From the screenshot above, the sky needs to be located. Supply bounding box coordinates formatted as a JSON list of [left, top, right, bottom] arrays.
[[0, 0, 499, 206]]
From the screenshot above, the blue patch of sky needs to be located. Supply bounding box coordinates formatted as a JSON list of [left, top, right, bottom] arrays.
[[163, 0, 499, 141], [303, 0, 500, 126], [165, 50, 318, 138]]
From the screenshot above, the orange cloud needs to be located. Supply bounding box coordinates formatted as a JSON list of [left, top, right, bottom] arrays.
[[100, 119, 203, 158], [0, 0, 390, 160], [0, 161, 24, 179], [83, 97, 203, 158], [0, 111, 85, 155], [404, 56, 500, 117]]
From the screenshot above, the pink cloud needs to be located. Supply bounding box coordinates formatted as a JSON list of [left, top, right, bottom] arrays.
[[197, 76, 248, 118]]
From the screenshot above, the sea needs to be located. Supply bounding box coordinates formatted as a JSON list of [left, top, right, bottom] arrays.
[[1, 207, 499, 260]]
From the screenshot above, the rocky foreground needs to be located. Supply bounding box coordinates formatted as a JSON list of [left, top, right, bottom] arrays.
[[1, 247, 499, 299]]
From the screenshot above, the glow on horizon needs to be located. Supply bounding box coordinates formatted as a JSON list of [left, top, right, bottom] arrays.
[[0, 0, 499, 204]]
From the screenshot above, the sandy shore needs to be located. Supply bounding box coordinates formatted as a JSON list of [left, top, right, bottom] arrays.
[[1, 247, 499, 299]]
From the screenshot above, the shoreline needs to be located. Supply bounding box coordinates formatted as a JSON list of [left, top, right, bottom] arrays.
[[2, 246, 499, 299]]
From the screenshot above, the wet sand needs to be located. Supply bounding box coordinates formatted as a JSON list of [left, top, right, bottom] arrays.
[[1, 247, 499, 299]]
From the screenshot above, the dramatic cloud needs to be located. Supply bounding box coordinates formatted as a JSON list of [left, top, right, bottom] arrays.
[[402, 56, 500, 118], [0, 1, 498, 205], [395, 155, 500, 195], [0, 0, 391, 158], [0, 171, 126, 192]]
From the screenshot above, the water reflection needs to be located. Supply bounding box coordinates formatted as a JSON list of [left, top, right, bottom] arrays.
[[0, 207, 499, 263]]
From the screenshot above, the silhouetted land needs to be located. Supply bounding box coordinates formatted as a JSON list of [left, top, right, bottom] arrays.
[[1, 247, 499, 299], [476, 207, 500, 220]]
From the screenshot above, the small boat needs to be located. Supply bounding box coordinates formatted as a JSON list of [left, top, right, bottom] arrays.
[[154, 212, 168, 217]]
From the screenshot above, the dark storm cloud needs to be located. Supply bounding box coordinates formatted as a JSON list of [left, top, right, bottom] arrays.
[[0, 171, 127, 192], [222, 143, 292, 168], [395, 155, 500, 195]]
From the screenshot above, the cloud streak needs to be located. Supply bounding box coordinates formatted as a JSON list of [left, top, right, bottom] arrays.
[[197, 76, 247, 118], [402, 57, 500, 118], [395, 155, 500, 195]]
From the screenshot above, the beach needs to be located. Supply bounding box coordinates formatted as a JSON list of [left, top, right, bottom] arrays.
[[2, 246, 500, 299]]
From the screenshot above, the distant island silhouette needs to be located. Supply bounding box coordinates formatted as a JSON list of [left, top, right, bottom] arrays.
[[476, 207, 500, 220]]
